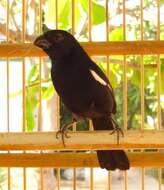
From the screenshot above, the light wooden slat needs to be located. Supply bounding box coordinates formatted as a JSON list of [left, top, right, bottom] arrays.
[[0, 130, 164, 150], [0, 152, 164, 168], [1, 41, 164, 57]]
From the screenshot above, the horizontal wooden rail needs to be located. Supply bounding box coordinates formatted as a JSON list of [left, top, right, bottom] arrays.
[[0, 130, 164, 150], [0, 152, 163, 167], [0, 41, 164, 57]]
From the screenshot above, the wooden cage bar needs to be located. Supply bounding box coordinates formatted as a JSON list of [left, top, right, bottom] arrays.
[[1, 41, 164, 57], [0, 152, 163, 168], [0, 130, 163, 150]]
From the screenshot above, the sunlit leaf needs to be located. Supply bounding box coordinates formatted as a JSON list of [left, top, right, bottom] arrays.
[[44, 0, 56, 28], [42, 84, 55, 100], [58, 0, 71, 30], [26, 94, 35, 132], [109, 28, 124, 41], [92, 1, 105, 25], [27, 64, 39, 85], [80, 0, 105, 25]]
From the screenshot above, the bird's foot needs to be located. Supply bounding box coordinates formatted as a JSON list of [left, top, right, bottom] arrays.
[[56, 119, 76, 146], [110, 118, 124, 145]]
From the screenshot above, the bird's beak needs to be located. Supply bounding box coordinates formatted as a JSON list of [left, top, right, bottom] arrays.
[[34, 36, 51, 50]]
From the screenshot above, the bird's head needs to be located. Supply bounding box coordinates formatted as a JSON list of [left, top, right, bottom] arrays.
[[34, 30, 79, 60]]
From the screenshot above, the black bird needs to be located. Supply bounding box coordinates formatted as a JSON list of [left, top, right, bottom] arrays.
[[34, 30, 130, 171]]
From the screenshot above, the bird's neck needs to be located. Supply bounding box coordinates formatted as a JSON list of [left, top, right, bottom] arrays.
[[52, 44, 91, 67]]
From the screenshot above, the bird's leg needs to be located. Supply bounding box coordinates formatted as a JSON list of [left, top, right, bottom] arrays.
[[56, 118, 77, 146], [109, 116, 124, 145]]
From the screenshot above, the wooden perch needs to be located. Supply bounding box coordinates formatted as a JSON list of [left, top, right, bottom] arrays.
[[0, 41, 164, 57], [0, 152, 163, 167], [0, 130, 164, 150]]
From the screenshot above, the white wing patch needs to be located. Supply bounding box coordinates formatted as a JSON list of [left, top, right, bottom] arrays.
[[90, 69, 113, 91], [90, 70, 107, 86]]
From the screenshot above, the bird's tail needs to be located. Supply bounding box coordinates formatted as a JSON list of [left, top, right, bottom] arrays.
[[92, 116, 130, 170]]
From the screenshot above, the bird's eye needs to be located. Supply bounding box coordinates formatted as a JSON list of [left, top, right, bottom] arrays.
[[54, 33, 64, 43]]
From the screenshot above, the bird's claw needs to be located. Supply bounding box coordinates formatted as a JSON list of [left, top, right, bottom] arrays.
[[110, 127, 124, 145], [56, 122, 75, 146], [110, 117, 124, 145]]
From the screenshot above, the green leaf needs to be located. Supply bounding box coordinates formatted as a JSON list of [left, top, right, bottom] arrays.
[[27, 64, 39, 85], [26, 87, 38, 132], [44, 0, 56, 27], [58, 0, 71, 29], [80, 0, 106, 25], [26, 95, 35, 132], [92, 1, 105, 25], [109, 28, 124, 41], [42, 83, 55, 100], [79, 0, 88, 12]]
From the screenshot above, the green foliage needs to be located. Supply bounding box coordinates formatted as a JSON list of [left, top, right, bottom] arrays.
[[45, 0, 106, 30], [109, 28, 124, 41], [0, 169, 6, 189], [25, 64, 40, 131], [9, 0, 164, 131]]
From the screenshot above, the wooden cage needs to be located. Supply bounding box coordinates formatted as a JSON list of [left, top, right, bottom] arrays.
[[0, 0, 164, 189]]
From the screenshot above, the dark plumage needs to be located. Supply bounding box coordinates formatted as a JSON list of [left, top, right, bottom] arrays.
[[34, 30, 130, 171]]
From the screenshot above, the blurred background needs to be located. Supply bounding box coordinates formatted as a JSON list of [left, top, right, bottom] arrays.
[[0, 0, 164, 189]]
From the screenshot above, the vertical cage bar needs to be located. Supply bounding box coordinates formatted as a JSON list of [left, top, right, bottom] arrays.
[[89, 119, 93, 190], [157, 0, 161, 130], [55, 1, 61, 188], [140, 2, 145, 188], [90, 168, 94, 190], [157, 1, 161, 189], [157, 0, 160, 40], [6, 0, 10, 189], [72, 0, 75, 35], [123, 0, 127, 130], [6, 0, 9, 42], [6, 1, 9, 131], [141, 168, 145, 190], [56, 1, 61, 189], [88, 0, 92, 41], [38, 58, 42, 131], [7, 58, 10, 190], [140, 0, 144, 130], [123, 0, 126, 40], [56, 0, 58, 29], [123, 56, 127, 130], [22, 0, 26, 132], [140, 0, 143, 41], [39, 0, 43, 130], [108, 172, 111, 190], [107, 56, 112, 190], [73, 168, 76, 190], [6, 0, 9, 132], [106, 0, 109, 41], [73, 122, 77, 189], [140, 55, 144, 128], [124, 171, 127, 190], [55, 0, 60, 130], [57, 169, 61, 190], [39, 0, 44, 189], [22, 0, 26, 187], [158, 168, 162, 190], [40, 168, 44, 190]]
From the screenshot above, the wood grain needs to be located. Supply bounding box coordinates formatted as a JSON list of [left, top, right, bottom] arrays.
[[0, 41, 164, 57], [0, 152, 163, 167], [0, 130, 164, 150]]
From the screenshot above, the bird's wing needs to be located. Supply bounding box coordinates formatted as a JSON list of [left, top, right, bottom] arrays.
[[88, 61, 116, 114], [89, 61, 114, 90]]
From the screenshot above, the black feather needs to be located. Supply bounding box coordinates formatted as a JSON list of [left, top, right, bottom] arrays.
[[34, 30, 130, 171]]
